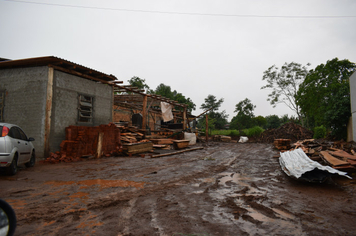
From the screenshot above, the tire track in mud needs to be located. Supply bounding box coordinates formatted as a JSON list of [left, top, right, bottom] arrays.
[[4, 142, 356, 235]]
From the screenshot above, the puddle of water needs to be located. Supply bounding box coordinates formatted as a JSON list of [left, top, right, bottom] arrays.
[[45, 179, 146, 189], [272, 208, 295, 220]]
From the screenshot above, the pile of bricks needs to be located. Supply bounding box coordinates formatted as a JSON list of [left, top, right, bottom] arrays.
[[44, 123, 121, 163]]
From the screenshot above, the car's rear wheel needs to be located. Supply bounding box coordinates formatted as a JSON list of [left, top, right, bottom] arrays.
[[7, 154, 18, 175], [25, 151, 36, 167]]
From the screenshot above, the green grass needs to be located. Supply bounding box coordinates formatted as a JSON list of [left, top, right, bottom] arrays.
[[211, 126, 264, 137]]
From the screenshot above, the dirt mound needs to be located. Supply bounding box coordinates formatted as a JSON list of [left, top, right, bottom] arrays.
[[258, 122, 313, 143]]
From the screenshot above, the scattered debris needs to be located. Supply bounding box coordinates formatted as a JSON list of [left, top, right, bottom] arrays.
[[274, 139, 291, 150], [172, 140, 190, 150], [122, 141, 153, 155], [238, 136, 248, 143], [279, 148, 351, 183], [44, 123, 120, 163], [213, 135, 232, 142], [45, 122, 201, 163], [150, 147, 204, 158], [258, 122, 313, 143], [275, 138, 356, 174]]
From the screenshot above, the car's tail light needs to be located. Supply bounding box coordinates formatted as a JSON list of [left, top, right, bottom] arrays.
[[1, 126, 9, 137]]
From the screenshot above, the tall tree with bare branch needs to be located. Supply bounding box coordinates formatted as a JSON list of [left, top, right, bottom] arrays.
[[261, 62, 309, 125]]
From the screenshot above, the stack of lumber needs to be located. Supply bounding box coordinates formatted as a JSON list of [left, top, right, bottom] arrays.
[[122, 140, 153, 155], [274, 139, 291, 150], [115, 124, 145, 143], [44, 123, 121, 163]]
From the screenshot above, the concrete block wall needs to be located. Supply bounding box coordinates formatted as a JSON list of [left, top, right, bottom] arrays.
[[350, 71, 356, 141], [0, 67, 48, 158], [50, 70, 113, 155]]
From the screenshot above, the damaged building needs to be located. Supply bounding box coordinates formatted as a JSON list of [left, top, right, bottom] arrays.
[[0, 56, 194, 160]]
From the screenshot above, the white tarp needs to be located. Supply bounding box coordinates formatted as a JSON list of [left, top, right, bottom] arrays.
[[279, 148, 351, 180], [161, 102, 173, 122]]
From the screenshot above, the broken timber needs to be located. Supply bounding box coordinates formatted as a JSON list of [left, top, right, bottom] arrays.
[[123, 142, 153, 155], [320, 151, 352, 168], [151, 147, 204, 158]]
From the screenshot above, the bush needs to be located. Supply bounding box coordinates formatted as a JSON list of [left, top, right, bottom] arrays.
[[211, 130, 239, 136], [245, 126, 264, 137], [313, 125, 326, 139]]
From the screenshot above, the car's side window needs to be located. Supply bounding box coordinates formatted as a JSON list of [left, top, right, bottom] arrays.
[[17, 128, 28, 141], [8, 127, 21, 140]]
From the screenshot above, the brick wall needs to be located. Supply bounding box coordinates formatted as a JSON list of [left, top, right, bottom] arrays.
[[113, 106, 163, 131]]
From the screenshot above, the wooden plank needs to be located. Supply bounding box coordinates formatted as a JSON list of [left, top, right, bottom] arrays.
[[320, 151, 350, 167], [329, 150, 356, 161], [150, 139, 174, 145], [172, 140, 190, 150], [123, 142, 153, 154], [151, 147, 204, 158], [142, 95, 147, 130], [96, 132, 104, 158], [44, 67, 54, 158]]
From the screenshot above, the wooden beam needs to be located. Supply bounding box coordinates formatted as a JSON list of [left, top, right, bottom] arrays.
[[206, 114, 209, 143], [151, 147, 204, 158], [49, 64, 115, 84], [44, 67, 54, 158], [142, 95, 148, 130], [183, 107, 187, 130]]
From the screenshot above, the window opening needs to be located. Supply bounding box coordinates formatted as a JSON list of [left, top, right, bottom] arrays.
[[78, 94, 93, 123]]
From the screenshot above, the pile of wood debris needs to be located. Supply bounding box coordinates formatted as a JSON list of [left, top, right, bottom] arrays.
[[258, 122, 313, 143], [44, 122, 195, 163], [276, 139, 356, 171]]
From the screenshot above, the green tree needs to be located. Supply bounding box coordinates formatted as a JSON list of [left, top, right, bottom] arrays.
[[261, 62, 310, 124], [265, 115, 281, 129], [253, 115, 267, 128], [128, 76, 151, 93], [230, 98, 256, 130], [297, 58, 356, 139], [154, 83, 174, 99], [200, 94, 224, 112], [153, 83, 196, 113], [199, 94, 228, 130]]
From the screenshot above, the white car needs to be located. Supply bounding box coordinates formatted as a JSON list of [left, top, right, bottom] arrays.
[[0, 123, 35, 175]]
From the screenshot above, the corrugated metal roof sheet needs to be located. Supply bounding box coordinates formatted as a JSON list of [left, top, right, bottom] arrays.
[[0, 56, 117, 82], [279, 148, 351, 183]]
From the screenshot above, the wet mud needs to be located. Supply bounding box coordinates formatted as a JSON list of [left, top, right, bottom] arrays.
[[1, 142, 356, 235]]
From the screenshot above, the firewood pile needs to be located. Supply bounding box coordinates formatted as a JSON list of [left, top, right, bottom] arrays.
[[258, 122, 313, 143], [44, 123, 121, 163], [276, 139, 356, 171]]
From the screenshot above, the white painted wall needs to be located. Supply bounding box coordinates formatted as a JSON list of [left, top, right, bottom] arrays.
[[350, 71, 356, 141]]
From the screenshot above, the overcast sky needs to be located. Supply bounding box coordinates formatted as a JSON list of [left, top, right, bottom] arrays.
[[1, 0, 356, 121]]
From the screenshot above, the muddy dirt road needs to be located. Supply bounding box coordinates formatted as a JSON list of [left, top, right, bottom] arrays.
[[1, 142, 356, 236]]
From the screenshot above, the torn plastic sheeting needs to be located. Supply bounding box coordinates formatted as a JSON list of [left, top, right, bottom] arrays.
[[161, 102, 173, 122], [279, 148, 351, 183]]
